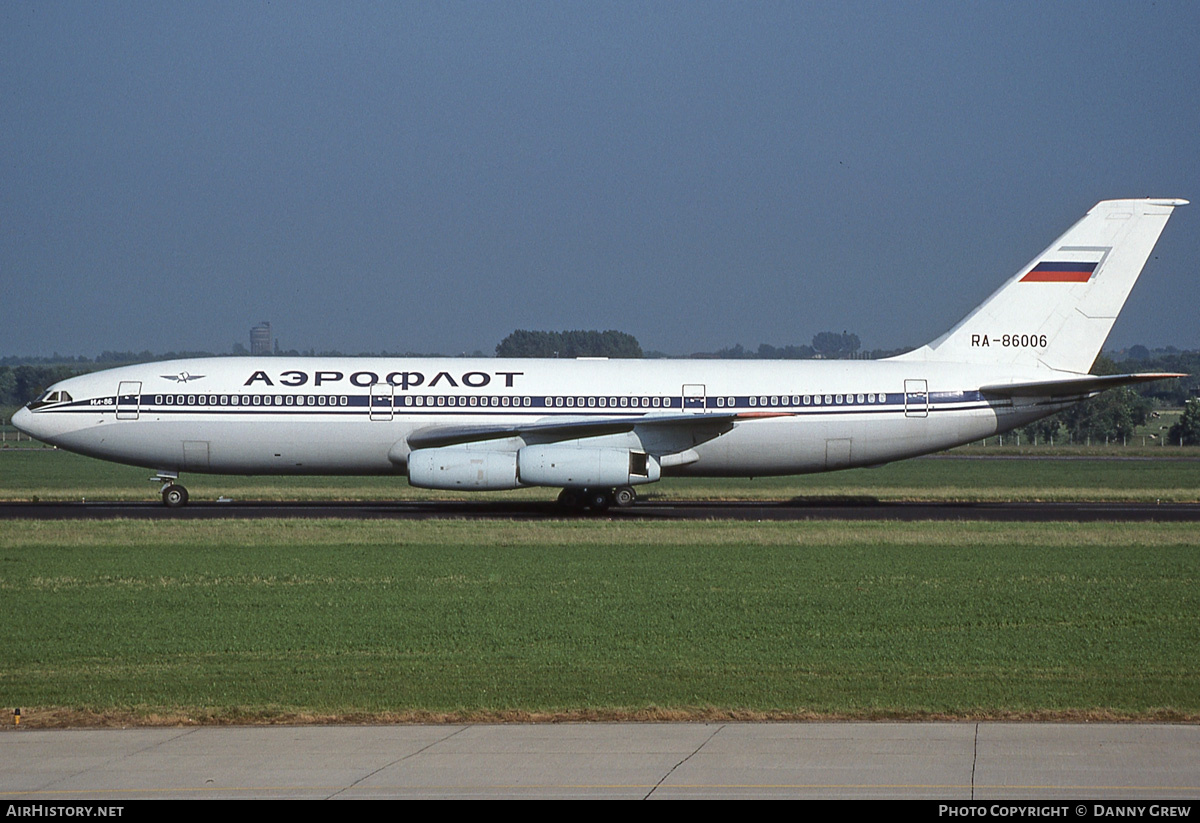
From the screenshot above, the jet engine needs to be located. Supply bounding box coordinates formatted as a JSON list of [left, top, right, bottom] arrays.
[[406, 445, 659, 490]]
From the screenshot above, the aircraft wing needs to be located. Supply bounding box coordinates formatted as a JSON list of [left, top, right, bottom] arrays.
[[406, 411, 790, 451], [980, 372, 1186, 398]]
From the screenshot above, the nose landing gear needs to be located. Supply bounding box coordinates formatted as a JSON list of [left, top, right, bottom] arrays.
[[162, 484, 189, 508], [151, 472, 189, 508]]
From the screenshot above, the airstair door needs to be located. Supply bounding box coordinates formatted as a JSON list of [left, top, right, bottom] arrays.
[[904, 379, 929, 418], [116, 381, 141, 420], [370, 382, 393, 421]]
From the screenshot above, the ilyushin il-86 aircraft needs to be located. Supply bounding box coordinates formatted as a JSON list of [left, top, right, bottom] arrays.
[[14, 198, 1188, 510]]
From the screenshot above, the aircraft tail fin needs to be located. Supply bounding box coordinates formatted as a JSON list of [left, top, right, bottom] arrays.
[[892, 198, 1187, 373]]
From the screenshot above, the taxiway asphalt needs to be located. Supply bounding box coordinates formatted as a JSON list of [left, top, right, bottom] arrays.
[[3, 499, 1200, 521], [4, 722, 1199, 800]]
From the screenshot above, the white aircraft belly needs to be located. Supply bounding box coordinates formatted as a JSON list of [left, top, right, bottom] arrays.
[[683, 404, 1008, 476], [52, 417, 407, 475]]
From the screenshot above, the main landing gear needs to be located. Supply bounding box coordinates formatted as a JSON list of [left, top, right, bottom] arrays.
[[556, 485, 637, 513], [152, 472, 189, 508]]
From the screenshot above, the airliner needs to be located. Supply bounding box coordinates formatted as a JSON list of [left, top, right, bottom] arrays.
[[13, 198, 1188, 510]]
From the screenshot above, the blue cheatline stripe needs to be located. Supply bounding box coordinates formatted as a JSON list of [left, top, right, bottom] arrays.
[[38, 389, 991, 419]]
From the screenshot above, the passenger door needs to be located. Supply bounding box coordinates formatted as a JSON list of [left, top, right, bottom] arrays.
[[116, 381, 141, 420]]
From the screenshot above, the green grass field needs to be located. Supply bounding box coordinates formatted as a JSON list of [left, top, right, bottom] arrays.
[[2, 519, 1198, 725], [2, 448, 1199, 503], [3, 449, 1198, 727]]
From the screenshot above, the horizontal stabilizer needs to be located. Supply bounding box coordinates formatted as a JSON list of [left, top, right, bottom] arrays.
[[980, 372, 1185, 398]]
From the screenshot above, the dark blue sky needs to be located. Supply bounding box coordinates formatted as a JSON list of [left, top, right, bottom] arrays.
[[4, 1, 1198, 357]]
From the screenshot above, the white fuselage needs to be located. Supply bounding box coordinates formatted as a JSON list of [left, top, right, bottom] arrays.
[[12, 355, 1068, 478]]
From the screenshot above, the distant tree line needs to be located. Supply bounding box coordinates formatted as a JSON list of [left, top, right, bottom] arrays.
[[691, 333, 907, 360], [0, 364, 84, 408], [1019, 351, 1200, 444], [496, 330, 643, 358], [1023, 386, 1152, 445], [1105, 347, 1200, 406], [494, 329, 878, 360], [1, 350, 219, 367]]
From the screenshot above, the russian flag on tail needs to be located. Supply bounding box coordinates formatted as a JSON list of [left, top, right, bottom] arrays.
[[1020, 246, 1109, 283], [1021, 261, 1097, 282]]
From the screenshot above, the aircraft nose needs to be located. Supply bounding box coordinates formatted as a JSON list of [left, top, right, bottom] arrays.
[[11, 406, 39, 439]]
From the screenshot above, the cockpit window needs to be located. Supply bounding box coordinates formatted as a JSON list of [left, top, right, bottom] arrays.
[[30, 390, 71, 408]]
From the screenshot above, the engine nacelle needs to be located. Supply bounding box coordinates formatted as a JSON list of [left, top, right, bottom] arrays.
[[517, 446, 660, 488], [407, 448, 521, 490]]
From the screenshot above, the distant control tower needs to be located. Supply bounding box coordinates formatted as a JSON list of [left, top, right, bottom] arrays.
[[250, 321, 272, 355]]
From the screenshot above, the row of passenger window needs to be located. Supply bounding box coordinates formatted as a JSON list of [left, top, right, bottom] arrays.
[[151, 395, 669, 409], [742, 393, 889, 407], [155, 394, 351, 407], [402, 395, 533, 407], [149, 392, 892, 409], [402, 395, 888, 408], [401, 395, 672, 408]]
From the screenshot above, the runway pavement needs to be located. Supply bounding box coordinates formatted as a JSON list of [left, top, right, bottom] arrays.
[[3, 499, 1200, 520], [3, 723, 1199, 800]]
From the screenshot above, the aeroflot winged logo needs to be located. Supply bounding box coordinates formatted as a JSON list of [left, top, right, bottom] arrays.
[[160, 371, 206, 383]]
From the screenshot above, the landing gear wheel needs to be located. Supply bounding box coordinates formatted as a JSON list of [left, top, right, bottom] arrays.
[[613, 486, 637, 507], [162, 484, 189, 508], [585, 488, 613, 512], [557, 488, 582, 509]]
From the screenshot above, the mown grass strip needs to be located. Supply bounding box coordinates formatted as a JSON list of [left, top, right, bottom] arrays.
[[2, 519, 1197, 724], [2, 449, 1200, 502]]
